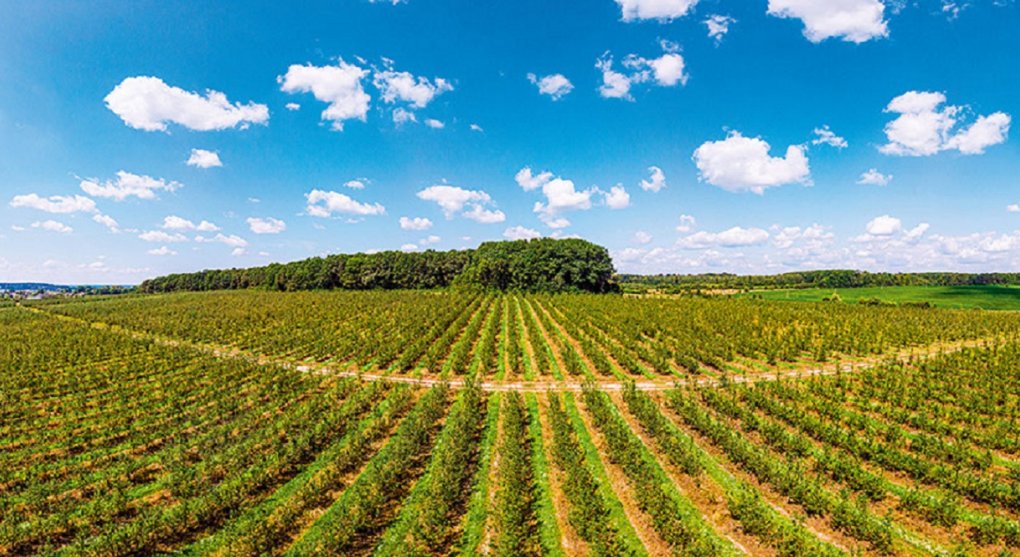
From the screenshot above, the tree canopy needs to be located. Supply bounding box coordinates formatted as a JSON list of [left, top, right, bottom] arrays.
[[139, 238, 618, 294]]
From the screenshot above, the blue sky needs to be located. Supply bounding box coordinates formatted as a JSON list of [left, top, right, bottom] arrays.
[[1, 0, 1018, 283]]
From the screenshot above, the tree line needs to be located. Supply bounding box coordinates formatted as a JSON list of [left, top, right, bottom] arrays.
[[618, 270, 1020, 292], [139, 238, 617, 294]]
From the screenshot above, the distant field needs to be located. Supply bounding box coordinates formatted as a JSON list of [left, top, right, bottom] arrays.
[[743, 284, 1020, 310]]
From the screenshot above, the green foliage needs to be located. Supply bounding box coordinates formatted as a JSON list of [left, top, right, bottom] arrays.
[[139, 238, 617, 294]]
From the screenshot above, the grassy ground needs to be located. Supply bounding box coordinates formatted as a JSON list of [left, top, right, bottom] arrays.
[[742, 285, 1020, 310]]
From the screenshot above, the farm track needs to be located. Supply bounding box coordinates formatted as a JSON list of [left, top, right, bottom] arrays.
[[19, 303, 999, 393]]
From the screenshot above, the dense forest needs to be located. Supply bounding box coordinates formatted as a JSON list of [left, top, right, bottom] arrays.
[[139, 238, 618, 294], [618, 270, 1020, 292]]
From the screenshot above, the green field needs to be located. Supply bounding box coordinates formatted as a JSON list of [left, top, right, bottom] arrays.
[[743, 284, 1020, 310]]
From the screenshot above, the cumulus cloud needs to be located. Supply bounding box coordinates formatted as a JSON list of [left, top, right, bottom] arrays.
[[196, 233, 248, 248], [812, 125, 848, 148], [597, 43, 688, 100], [515, 167, 554, 191], [104, 76, 269, 131], [677, 226, 769, 248], [634, 230, 653, 244], [147, 246, 177, 256], [305, 189, 385, 217], [532, 177, 596, 228], [767, 0, 889, 43], [10, 193, 96, 214], [424, 118, 445, 129], [417, 185, 503, 223], [879, 91, 1010, 156], [31, 220, 73, 234], [419, 235, 441, 245], [463, 204, 506, 223], [401, 243, 418, 252], [676, 214, 696, 232], [693, 131, 810, 194], [139, 230, 188, 243], [470, 123, 484, 133], [247, 217, 286, 234], [864, 214, 902, 236], [278, 59, 371, 131], [372, 64, 452, 108], [615, 0, 698, 21], [1008, 204, 1020, 213], [162, 215, 219, 232], [399, 216, 433, 230], [504, 225, 542, 240], [344, 179, 367, 189], [186, 149, 222, 168], [705, 15, 736, 44], [93, 213, 120, 232], [772, 223, 833, 248], [392, 107, 417, 125], [80, 171, 181, 201], [639, 166, 666, 192], [857, 168, 892, 186], [285, 102, 301, 111], [604, 185, 630, 209], [527, 73, 574, 100]]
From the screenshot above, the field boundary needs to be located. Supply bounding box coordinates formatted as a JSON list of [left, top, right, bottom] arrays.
[[21, 303, 999, 393]]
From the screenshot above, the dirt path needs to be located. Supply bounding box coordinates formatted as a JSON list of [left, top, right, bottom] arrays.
[[21, 304, 1000, 393]]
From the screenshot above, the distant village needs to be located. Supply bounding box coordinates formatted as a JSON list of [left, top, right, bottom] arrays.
[[0, 284, 133, 300]]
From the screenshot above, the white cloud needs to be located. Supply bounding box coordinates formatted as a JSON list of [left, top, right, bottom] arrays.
[[401, 243, 418, 252], [811, 125, 848, 148], [393, 108, 417, 125], [865, 214, 902, 236], [462, 204, 506, 224], [104, 76, 269, 132], [504, 225, 542, 240], [604, 185, 630, 209], [767, 0, 889, 43], [1008, 204, 1020, 213], [285, 102, 301, 111], [31, 220, 72, 234], [162, 215, 219, 232], [527, 73, 574, 100], [372, 65, 452, 109], [596, 55, 634, 100], [470, 123, 484, 133], [196, 233, 248, 248], [615, 0, 698, 22], [186, 149, 222, 168], [945, 112, 1011, 155], [10, 193, 96, 214], [639, 166, 666, 192], [231, 248, 247, 257], [139, 230, 188, 243], [705, 15, 736, 44], [344, 179, 367, 189], [424, 118, 445, 129], [905, 222, 930, 240], [80, 171, 181, 201], [533, 177, 595, 228], [677, 226, 769, 248], [676, 214, 696, 232], [420, 235, 441, 245], [147, 246, 177, 256], [857, 168, 892, 186], [247, 217, 286, 234], [634, 230, 653, 244], [772, 223, 833, 248], [93, 213, 119, 232], [597, 45, 688, 100], [515, 167, 554, 191], [879, 91, 1010, 156], [399, 216, 433, 230], [278, 59, 371, 131], [306, 189, 385, 217], [693, 131, 811, 194], [417, 185, 495, 219]]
